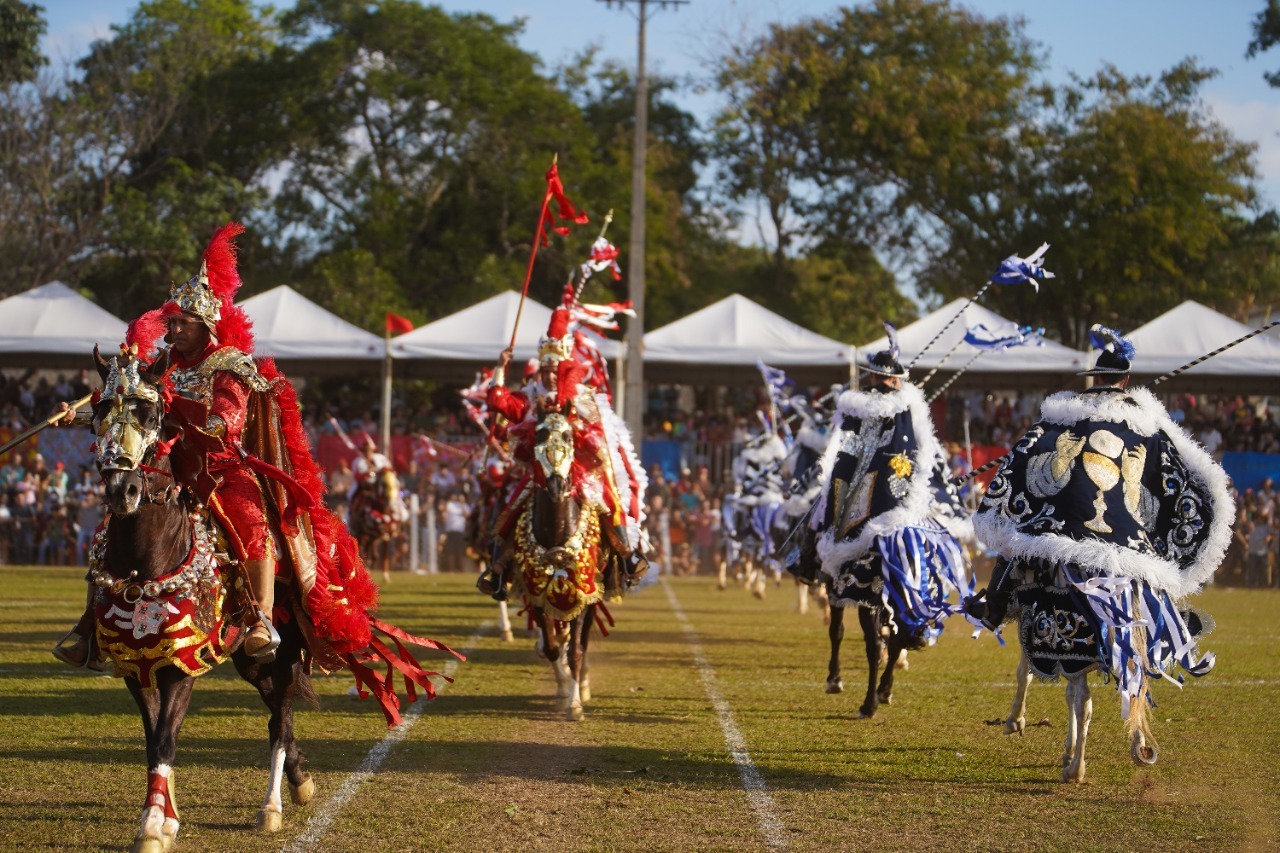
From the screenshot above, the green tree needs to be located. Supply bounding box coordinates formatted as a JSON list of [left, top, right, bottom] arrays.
[[1001, 63, 1269, 346], [272, 0, 597, 325], [1248, 0, 1280, 86], [0, 0, 46, 85]]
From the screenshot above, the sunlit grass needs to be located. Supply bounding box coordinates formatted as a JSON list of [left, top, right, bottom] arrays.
[[0, 566, 1275, 851]]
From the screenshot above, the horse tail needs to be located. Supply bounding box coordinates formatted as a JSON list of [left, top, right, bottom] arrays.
[[1126, 624, 1158, 765], [295, 666, 320, 709]]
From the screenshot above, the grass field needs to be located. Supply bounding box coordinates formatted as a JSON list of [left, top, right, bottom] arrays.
[[0, 565, 1276, 852]]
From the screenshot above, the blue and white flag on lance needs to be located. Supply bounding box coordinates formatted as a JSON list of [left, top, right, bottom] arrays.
[[963, 323, 1046, 353], [990, 242, 1055, 291]]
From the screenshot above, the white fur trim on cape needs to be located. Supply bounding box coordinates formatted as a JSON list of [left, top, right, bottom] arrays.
[[597, 392, 648, 545], [977, 386, 1234, 599], [814, 382, 944, 577]]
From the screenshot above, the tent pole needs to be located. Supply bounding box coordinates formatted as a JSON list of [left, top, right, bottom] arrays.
[[381, 328, 392, 452]]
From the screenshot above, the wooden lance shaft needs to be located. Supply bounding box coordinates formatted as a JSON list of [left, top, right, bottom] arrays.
[[0, 394, 94, 458]]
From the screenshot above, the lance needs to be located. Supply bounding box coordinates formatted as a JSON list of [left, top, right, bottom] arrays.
[[508, 153, 559, 352], [572, 208, 614, 303], [1149, 319, 1280, 386], [917, 334, 969, 388], [926, 350, 985, 404], [906, 242, 1051, 371], [0, 394, 94, 458], [953, 318, 1280, 486]]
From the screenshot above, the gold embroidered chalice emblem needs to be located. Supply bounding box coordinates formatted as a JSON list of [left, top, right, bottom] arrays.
[[1082, 429, 1124, 533]]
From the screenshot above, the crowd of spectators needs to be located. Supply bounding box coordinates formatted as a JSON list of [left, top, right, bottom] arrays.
[[1221, 480, 1280, 589], [2, 366, 1278, 585]]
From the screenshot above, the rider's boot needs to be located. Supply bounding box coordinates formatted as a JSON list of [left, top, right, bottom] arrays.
[[52, 587, 108, 671], [242, 558, 281, 662], [476, 540, 511, 601]]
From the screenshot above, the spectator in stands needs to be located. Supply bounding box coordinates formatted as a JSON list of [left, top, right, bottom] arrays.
[[1246, 515, 1273, 588], [439, 491, 470, 572], [1197, 421, 1224, 461], [74, 478, 102, 566], [327, 457, 354, 522]]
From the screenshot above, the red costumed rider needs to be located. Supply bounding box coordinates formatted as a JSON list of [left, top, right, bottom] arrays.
[[53, 223, 456, 725], [475, 305, 648, 599]]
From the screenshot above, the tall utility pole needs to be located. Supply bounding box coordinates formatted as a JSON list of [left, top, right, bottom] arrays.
[[597, 0, 688, 440]]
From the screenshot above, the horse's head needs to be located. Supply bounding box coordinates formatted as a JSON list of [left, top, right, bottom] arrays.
[[534, 411, 574, 503], [91, 345, 170, 515]]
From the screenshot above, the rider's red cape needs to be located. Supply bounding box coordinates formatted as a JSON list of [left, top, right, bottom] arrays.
[[248, 359, 463, 725]]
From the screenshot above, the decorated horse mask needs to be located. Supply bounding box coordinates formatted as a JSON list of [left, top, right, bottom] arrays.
[[534, 412, 574, 485], [92, 346, 167, 472]]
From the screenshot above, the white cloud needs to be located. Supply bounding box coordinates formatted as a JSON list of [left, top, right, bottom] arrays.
[[1204, 93, 1280, 207]]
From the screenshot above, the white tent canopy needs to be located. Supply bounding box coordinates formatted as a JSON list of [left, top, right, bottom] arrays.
[[389, 291, 620, 380], [858, 298, 1087, 376], [643, 294, 852, 383], [0, 281, 128, 368], [392, 290, 623, 361], [240, 285, 384, 362], [1124, 300, 1280, 382]]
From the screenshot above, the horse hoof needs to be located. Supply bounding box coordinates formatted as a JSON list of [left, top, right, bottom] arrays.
[[895, 654, 909, 671], [825, 678, 843, 694], [876, 691, 892, 706], [1131, 743, 1158, 766], [567, 706, 585, 722], [500, 629, 514, 643], [1061, 765, 1085, 783], [1003, 718, 1025, 736], [290, 773, 315, 805], [856, 706, 876, 719], [580, 684, 592, 704], [131, 838, 167, 853], [257, 808, 283, 833]]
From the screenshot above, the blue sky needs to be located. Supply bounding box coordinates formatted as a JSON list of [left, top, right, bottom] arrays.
[[38, 0, 1280, 207]]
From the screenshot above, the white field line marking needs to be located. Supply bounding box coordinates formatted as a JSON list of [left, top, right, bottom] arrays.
[[282, 621, 491, 853], [662, 578, 788, 851]]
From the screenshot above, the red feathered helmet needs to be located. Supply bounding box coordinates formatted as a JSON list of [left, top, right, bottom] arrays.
[[163, 222, 255, 353]]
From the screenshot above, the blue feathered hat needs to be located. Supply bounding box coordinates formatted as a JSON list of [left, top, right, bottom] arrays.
[[861, 321, 909, 378], [1079, 324, 1134, 377]]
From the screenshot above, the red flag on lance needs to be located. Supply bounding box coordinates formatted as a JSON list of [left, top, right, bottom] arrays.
[[385, 312, 414, 334]]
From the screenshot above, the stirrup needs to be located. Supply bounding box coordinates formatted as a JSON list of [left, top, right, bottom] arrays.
[[244, 609, 281, 662], [624, 552, 650, 589], [477, 566, 509, 601], [52, 630, 108, 673]]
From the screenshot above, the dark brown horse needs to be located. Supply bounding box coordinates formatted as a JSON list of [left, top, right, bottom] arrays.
[[516, 411, 616, 721], [89, 349, 315, 851]]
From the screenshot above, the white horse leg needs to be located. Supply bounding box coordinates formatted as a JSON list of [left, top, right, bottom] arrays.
[[579, 658, 591, 704], [256, 744, 286, 832], [565, 669, 584, 722], [1062, 674, 1092, 783], [497, 600, 513, 643], [134, 764, 178, 853], [796, 581, 808, 615], [895, 650, 909, 671], [716, 557, 728, 590], [551, 643, 572, 706], [1004, 653, 1033, 735]]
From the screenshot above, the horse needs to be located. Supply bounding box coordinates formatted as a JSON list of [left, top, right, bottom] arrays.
[[350, 467, 404, 582], [998, 603, 1157, 783], [513, 411, 616, 721], [811, 519, 966, 719], [86, 348, 316, 851]]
